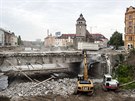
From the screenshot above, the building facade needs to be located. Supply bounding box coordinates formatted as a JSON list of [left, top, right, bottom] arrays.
[[44, 14, 108, 49], [44, 34, 55, 47], [0, 28, 18, 46], [55, 34, 76, 47], [124, 6, 135, 49], [0, 29, 5, 46], [44, 34, 76, 47], [11, 33, 18, 46]]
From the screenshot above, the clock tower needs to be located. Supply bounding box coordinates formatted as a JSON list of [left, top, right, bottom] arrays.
[[76, 14, 87, 37]]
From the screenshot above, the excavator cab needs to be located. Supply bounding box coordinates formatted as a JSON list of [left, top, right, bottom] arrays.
[[76, 50, 94, 95], [78, 74, 84, 81]]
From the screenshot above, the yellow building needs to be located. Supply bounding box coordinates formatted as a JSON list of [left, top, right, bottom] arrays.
[[124, 6, 135, 49]]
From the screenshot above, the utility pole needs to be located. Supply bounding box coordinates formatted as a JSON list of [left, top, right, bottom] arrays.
[[47, 29, 49, 36]]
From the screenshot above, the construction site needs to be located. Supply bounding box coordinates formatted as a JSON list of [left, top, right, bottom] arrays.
[[0, 47, 135, 101]]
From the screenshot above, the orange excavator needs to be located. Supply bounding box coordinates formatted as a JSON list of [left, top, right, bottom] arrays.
[[76, 50, 94, 95]]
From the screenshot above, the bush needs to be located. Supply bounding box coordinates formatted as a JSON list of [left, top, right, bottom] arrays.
[[116, 64, 134, 83]]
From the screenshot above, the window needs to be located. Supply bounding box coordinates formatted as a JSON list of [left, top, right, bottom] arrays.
[[129, 28, 132, 34], [106, 78, 111, 81], [80, 80, 91, 84], [131, 44, 133, 48], [129, 21, 132, 27], [129, 15, 132, 20], [129, 36, 132, 41], [79, 22, 82, 24]]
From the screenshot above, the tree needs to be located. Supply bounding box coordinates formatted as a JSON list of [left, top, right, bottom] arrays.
[[17, 35, 23, 45], [108, 31, 124, 49]]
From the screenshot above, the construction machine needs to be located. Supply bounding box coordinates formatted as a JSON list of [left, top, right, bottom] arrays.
[[102, 74, 119, 91], [76, 50, 94, 95]]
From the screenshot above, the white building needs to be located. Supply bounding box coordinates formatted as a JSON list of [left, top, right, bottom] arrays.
[[91, 33, 108, 48], [0, 29, 5, 46], [0, 28, 18, 46]]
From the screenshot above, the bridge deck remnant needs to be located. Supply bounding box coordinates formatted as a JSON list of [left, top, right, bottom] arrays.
[[0, 51, 83, 72]]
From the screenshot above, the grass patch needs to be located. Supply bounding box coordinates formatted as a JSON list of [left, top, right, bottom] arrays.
[[121, 82, 135, 89]]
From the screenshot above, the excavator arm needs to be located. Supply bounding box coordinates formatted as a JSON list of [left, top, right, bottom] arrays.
[[83, 50, 88, 81]]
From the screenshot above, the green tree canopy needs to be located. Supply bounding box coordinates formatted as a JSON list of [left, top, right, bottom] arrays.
[[17, 35, 23, 45], [108, 31, 124, 49]]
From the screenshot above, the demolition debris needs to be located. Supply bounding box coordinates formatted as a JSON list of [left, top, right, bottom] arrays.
[[0, 73, 8, 91], [0, 78, 77, 98]]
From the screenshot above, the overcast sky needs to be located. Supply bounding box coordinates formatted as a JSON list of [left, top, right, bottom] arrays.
[[0, 0, 134, 41]]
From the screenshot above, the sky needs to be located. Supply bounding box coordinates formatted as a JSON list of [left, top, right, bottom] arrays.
[[0, 0, 134, 41]]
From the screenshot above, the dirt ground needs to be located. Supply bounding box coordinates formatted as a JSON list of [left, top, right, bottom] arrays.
[[1, 84, 134, 101], [12, 93, 134, 101], [10, 90, 135, 101]]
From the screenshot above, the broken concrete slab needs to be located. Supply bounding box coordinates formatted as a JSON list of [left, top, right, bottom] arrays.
[[0, 74, 8, 91]]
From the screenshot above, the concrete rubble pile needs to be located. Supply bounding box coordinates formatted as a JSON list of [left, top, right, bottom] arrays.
[[0, 73, 8, 91], [0, 78, 77, 97], [119, 89, 135, 98]]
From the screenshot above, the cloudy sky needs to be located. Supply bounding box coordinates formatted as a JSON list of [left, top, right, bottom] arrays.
[[0, 0, 134, 41]]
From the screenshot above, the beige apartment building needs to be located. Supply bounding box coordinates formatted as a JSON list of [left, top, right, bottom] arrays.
[[124, 6, 135, 49], [44, 34, 55, 47]]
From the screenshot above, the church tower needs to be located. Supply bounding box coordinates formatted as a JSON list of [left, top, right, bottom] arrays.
[[76, 14, 87, 36]]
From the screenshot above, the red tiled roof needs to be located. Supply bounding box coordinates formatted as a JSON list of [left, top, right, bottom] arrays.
[[91, 33, 103, 36], [56, 34, 76, 39], [91, 33, 108, 40]]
